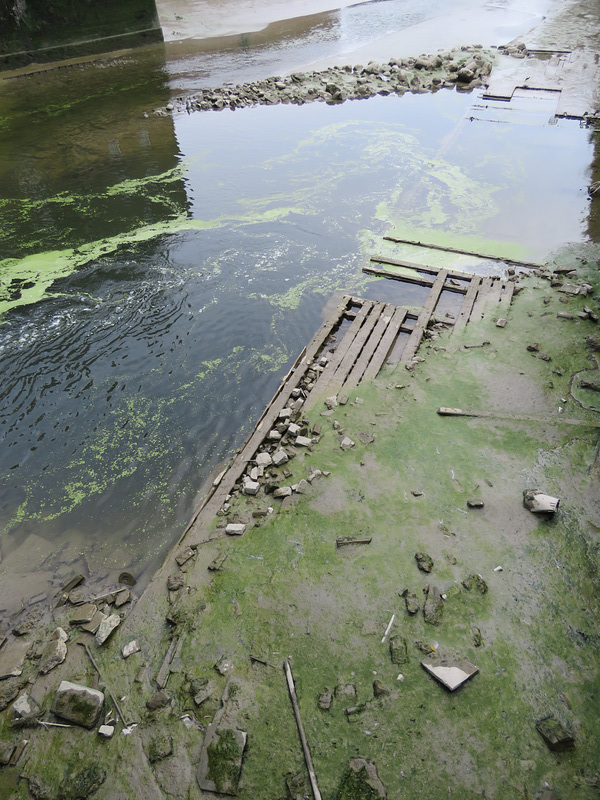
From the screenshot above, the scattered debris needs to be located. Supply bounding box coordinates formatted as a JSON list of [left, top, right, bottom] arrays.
[[11, 692, 41, 725], [421, 656, 479, 691], [318, 691, 332, 710], [493, 565, 503, 572], [156, 637, 179, 689], [98, 724, 115, 738], [340, 436, 355, 450], [536, 716, 575, 752]]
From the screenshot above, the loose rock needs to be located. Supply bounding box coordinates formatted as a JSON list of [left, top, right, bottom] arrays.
[[415, 552, 434, 573], [423, 584, 443, 625], [96, 614, 121, 646]]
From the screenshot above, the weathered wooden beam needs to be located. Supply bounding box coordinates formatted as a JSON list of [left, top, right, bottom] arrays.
[[453, 276, 482, 333], [382, 236, 544, 270], [400, 270, 448, 364]]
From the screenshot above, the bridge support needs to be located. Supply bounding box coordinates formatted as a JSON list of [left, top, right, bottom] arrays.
[[0, 0, 163, 69]]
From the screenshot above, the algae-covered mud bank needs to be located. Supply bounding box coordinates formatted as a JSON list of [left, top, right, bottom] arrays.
[[1, 243, 599, 800]]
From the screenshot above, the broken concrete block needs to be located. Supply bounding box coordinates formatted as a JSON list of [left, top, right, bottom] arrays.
[[340, 437, 355, 450], [273, 486, 292, 498], [122, 640, 141, 659], [295, 435, 312, 447], [415, 552, 434, 573], [95, 614, 121, 646], [272, 448, 289, 466], [81, 610, 106, 634], [11, 692, 41, 723], [242, 479, 260, 496], [496, 318, 507, 328], [295, 479, 310, 494], [421, 656, 479, 691], [39, 637, 67, 674], [98, 724, 114, 738], [536, 716, 575, 752], [255, 452, 272, 467], [523, 490, 560, 513], [325, 395, 338, 408], [52, 681, 104, 728], [225, 523, 246, 536]]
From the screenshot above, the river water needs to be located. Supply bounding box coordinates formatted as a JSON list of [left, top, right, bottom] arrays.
[[0, 0, 595, 618]]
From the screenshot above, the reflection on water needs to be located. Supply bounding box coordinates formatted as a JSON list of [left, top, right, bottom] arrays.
[[0, 44, 594, 617]]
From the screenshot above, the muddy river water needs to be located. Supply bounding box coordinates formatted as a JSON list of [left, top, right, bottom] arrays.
[[0, 0, 596, 617]]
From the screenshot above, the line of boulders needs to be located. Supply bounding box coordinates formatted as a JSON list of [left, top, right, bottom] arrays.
[[157, 45, 494, 116]]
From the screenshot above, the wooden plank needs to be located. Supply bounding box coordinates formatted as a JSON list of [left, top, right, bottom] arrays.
[[498, 281, 515, 309], [323, 302, 386, 395], [487, 278, 503, 307], [369, 256, 473, 282], [361, 305, 408, 382], [343, 304, 395, 389], [383, 236, 544, 270], [469, 277, 494, 323], [400, 270, 448, 364], [303, 301, 374, 407], [453, 276, 482, 333]]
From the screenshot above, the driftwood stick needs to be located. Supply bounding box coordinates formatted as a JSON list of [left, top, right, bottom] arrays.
[[284, 660, 322, 800], [336, 536, 372, 548]]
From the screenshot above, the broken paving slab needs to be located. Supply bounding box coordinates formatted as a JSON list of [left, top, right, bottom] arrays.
[[95, 614, 121, 646], [421, 656, 479, 691]]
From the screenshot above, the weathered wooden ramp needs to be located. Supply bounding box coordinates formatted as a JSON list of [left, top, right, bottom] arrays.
[[183, 294, 409, 545]]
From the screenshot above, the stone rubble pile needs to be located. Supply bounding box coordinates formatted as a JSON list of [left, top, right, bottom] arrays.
[[158, 45, 495, 116]]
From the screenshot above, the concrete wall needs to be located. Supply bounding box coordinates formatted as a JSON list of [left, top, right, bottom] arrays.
[[0, 0, 163, 68]]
